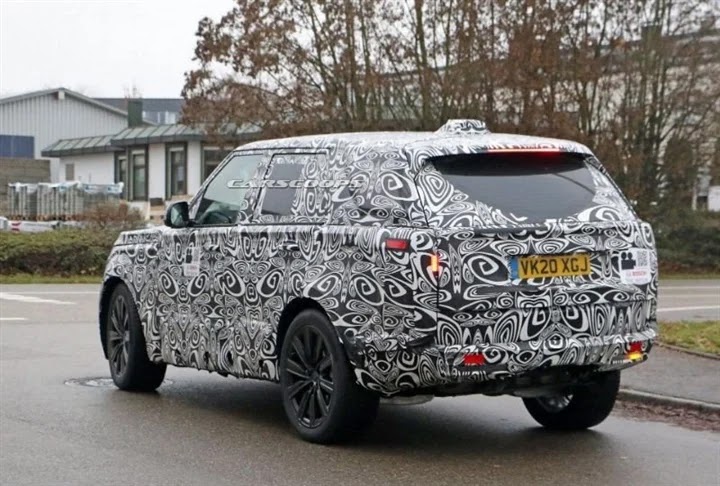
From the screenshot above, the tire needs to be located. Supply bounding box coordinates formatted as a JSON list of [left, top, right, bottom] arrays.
[[522, 370, 620, 430], [280, 309, 379, 443], [106, 283, 166, 392]]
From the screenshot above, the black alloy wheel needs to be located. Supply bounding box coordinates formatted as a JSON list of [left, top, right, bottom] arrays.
[[106, 283, 166, 392], [285, 326, 335, 428], [280, 309, 379, 443], [107, 292, 131, 378], [523, 370, 621, 430]]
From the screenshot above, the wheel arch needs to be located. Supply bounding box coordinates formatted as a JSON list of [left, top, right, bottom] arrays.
[[276, 298, 336, 358]]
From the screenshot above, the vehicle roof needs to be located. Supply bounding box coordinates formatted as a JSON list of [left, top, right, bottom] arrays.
[[236, 126, 594, 157]]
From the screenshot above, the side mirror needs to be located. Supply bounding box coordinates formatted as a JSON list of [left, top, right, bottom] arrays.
[[164, 201, 190, 228]]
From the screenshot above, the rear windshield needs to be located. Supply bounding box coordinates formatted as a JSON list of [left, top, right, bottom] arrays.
[[420, 152, 632, 226]]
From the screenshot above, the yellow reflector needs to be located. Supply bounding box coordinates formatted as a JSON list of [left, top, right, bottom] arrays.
[[627, 351, 643, 362]]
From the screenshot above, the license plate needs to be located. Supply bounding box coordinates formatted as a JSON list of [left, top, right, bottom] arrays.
[[511, 254, 591, 279]]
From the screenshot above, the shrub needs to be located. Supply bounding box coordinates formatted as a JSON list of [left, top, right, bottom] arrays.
[[0, 229, 119, 276], [654, 211, 720, 274], [81, 202, 145, 231]]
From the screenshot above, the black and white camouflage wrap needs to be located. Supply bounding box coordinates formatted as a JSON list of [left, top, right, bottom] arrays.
[[102, 125, 657, 396]]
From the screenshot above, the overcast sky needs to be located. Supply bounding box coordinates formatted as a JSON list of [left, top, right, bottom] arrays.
[[0, 0, 233, 98]]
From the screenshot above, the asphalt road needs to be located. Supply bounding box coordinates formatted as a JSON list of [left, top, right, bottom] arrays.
[[1, 281, 719, 485]]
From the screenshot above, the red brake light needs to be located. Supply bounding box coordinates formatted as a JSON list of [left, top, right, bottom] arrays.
[[626, 341, 643, 362], [463, 352, 485, 366], [628, 342, 643, 353], [386, 238, 410, 252], [486, 148, 562, 154]]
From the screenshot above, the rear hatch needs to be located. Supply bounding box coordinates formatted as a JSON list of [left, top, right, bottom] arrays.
[[414, 151, 657, 347]]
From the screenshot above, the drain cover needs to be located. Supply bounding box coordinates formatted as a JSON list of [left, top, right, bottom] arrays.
[[65, 377, 173, 388]]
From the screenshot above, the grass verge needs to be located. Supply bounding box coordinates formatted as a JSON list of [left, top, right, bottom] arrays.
[[658, 321, 720, 356], [0, 274, 102, 284]]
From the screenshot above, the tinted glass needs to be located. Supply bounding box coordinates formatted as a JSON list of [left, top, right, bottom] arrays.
[[194, 153, 263, 225], [429, 153, 608, 223], [259, 161, 304, 218]]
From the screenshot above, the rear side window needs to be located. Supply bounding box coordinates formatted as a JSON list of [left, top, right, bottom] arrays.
[[417, 152, 633, 227], [256, 153, 332, 223]]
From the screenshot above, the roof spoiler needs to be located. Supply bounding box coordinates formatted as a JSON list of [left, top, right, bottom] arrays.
[[436, 119, 490, 135]]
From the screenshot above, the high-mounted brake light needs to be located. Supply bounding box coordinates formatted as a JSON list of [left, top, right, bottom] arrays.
[[486, 148, 562, 154], [463, 352, 486, 366], [386, 238, 410, 252], [626, 342, 643, 362]]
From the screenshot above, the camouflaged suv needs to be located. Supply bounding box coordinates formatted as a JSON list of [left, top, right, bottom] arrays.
[[100, 120, 657, 443]]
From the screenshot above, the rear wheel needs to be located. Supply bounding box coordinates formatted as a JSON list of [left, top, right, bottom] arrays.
[[106, 283, 166, 392], [280, 309, 379, 443], [523, 370, 620, 430]]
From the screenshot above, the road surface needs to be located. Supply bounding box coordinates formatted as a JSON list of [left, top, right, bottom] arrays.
[[0, 281, 718, 485]]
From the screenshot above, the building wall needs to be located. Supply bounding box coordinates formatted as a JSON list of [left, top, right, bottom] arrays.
[[63, 153, 115, 184], [148, 143, 166, 200], [187, 141, 202, 196], [0, 92, 128, 181]]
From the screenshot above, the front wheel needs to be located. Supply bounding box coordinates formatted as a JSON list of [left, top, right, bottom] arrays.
[[523, 370, 620, 430], [106, 283, 166, 392], [280, 309, 379, 443]]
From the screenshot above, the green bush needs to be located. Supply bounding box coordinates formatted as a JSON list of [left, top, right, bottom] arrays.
[[0, 229, 119, 276], [654, 211, 720, 274]]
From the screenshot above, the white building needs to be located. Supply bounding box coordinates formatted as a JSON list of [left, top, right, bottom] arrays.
[[0, 88, 134, 181], [42, 124, 258, 216]]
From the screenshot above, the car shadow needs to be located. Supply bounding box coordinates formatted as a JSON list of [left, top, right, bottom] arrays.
[[102, 373, 613, 458]]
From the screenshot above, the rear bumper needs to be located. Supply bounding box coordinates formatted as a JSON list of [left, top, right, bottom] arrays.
[[352, 328, 656, 396]]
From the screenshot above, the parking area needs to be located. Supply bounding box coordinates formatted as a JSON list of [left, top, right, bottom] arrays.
[[1, 280, 719, 485]]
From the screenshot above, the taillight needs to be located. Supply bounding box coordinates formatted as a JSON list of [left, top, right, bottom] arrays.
[[430, 253, 440, 275], [386, 238, 410, 252], [626, 342, 643, 362], [463, 352, 486, 366]]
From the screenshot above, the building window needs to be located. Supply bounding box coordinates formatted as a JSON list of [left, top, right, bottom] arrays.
[[114, 152, 128, 199], [202, 145, 231, 182], [166, 144, 187, 199], [65, 163, 75, 181], [131, 148, 148, 201]]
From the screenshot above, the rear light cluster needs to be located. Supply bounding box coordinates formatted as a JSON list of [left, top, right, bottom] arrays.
[[463, 352, 486, 366], [626, 342, 644, 362], [384, 238, 441, 277]]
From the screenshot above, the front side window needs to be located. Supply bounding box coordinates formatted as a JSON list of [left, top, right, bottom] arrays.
[[193, 153, 264, 225], [130, 149, 147, 201], [166, 145, 187, 198]]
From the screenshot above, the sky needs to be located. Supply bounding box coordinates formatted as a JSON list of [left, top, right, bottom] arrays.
[[0, 0, 234, 98]]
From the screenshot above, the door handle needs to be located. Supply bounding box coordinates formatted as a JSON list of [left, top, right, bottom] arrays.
[[281, 241, 300, 251]]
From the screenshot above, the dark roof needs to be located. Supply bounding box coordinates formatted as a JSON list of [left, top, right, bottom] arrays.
[[0, 88, 129, 117], [95, 98, 184, 114], [42, 135, 122, 157], [111, 123, 260, 146]]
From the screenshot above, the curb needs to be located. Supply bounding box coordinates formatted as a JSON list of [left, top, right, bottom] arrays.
[[655, 342, 720, 361], [618, 388, 720, 413]]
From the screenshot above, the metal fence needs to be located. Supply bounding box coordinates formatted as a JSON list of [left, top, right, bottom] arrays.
[[6, 182, 124, 220]]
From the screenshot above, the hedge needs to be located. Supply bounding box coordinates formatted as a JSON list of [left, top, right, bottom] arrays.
[[0, 212, 718, 277], [0, 229, 119, 276]]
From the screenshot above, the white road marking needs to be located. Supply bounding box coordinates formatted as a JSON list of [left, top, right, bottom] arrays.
[[657, 305, 720, 313], [0, 291, 98, 295], [0, 292, 74, 305], [0, 317, 27, 321], [658, 294, 720, 298], [660, 286, 720, 290]]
